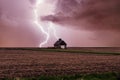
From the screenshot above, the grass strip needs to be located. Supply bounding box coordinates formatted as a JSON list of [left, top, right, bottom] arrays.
[[0, 48, 120, 55], [3, 72, 120, 80]]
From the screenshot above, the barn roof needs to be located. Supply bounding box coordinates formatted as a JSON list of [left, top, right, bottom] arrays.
[[54, 40, 67, 46]]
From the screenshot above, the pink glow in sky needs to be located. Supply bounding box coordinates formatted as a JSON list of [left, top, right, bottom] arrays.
[[0, 0, 120, 47]]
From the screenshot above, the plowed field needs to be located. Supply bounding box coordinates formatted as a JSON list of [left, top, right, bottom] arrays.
[[0, 49, 120, 78]]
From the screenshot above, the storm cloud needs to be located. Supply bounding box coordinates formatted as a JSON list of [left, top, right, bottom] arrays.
[[41, 0, 120, 31], [41, 0, 120, 47]]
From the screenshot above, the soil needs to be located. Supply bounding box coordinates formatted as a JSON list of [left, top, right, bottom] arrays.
[[0, 49, 120, 78]]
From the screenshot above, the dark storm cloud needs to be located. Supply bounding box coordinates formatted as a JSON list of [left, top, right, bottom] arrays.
[[29, 0, 36, 5], [41, 0, 120, 31]]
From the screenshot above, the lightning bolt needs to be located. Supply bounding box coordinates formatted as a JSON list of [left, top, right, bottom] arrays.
[[34, 0, 49, 47], [33, 0, 58, 47]]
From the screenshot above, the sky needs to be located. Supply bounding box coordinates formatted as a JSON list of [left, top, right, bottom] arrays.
[[0, 0, 120, 47]]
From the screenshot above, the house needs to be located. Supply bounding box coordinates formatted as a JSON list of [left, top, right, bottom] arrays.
[[54, 38, 67, 49]]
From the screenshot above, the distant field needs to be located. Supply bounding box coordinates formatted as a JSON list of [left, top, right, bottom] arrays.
[[1, 47, 120, 55], [0, 48, 120, 79], [38, 47, 120, 55]]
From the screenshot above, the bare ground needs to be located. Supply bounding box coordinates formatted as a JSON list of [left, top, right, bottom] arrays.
[[0, 49, 120, 78]]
